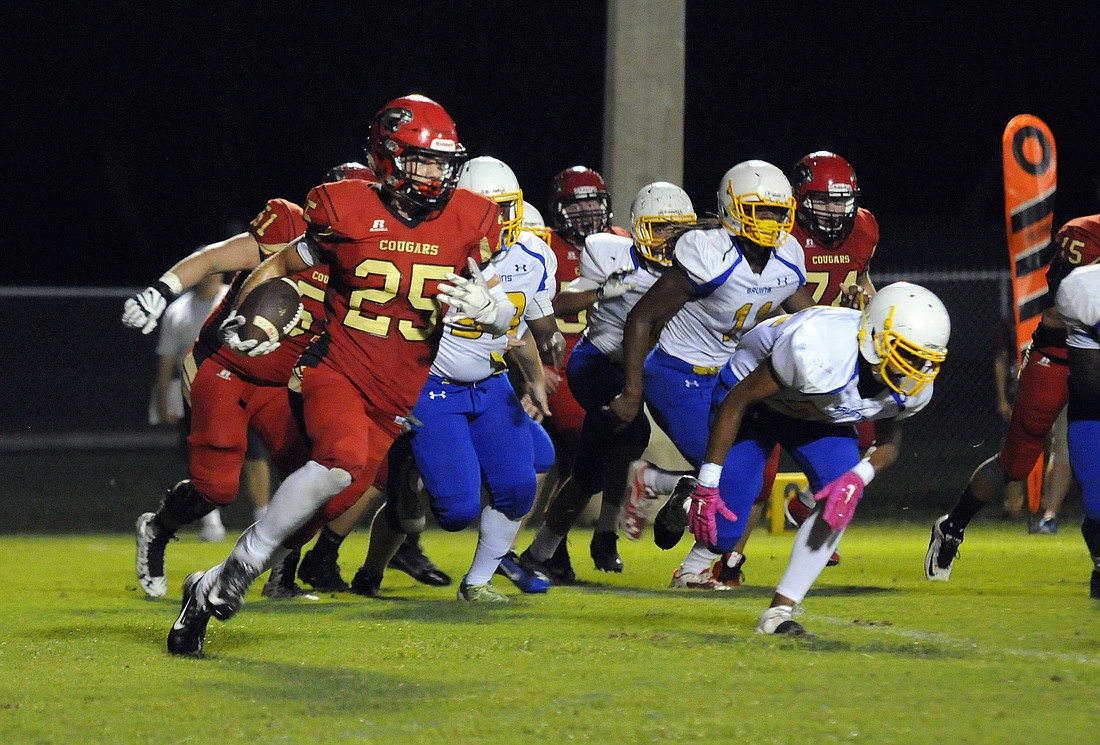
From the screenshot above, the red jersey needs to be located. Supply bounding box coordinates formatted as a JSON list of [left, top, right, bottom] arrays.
[[197, 198, 329, 386], [303, 179, 500, 419], [1047, 213, 1100, 300], [793, 207, 879, 306]]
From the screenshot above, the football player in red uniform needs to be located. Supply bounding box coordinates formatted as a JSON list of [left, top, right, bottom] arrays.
[[128, 194, 327, 601], [168, 94, 513, 655], [538, 165, 630, 579], [927, 213, 1100, 581]]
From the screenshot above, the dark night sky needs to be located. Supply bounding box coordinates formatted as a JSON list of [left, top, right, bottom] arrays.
[[5, 3, 1099, 286]]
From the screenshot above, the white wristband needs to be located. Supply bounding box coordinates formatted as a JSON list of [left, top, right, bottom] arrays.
[[698, 462, 723, 488], [851, 459, 875, 485], [158, 271, 184, 296]]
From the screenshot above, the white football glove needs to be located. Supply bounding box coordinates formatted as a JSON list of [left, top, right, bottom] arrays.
[[219, 310, 281, 357], [596, 267, 638, 301], [121, 283, 174, 334], [436, 258, 500, 327]]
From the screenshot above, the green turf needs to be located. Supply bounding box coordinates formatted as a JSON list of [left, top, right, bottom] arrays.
[[1, 523, 1097, 744]]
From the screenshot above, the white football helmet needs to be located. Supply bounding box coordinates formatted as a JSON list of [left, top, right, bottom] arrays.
[[859, 282, 951, 396], [717, 160, 797, 248], [629, 182, 696, 266], [457, 156, 524, 248], [521, 200, 553, 245]]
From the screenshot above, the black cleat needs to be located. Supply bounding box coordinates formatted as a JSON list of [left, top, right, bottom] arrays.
[[261, 549, 318, 600], [653, 477, 693, 550], [387, 537, 451, 586], [350, 568, 383, 598], [297, 547, 349, 591], [168, 572, 211, 656], [206, 556, 258, 622], [590, 530, 624, 573], [548, 541, 577, 585], [1091, 571, 1100, 600]]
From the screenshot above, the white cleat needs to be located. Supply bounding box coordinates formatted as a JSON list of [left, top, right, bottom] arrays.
[[620, 460, 658, 541], [756, 604, 810, 636], [925, 515, 962, 581], [135, 512, 168, 599]]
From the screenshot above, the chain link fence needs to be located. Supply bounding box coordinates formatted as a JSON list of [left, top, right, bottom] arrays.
[[0, 270, 1018, 530]]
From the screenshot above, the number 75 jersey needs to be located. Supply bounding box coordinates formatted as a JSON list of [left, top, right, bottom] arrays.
[[301, 179, 501, 416]]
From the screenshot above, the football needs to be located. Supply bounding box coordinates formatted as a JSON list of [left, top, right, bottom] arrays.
[[234, 277, 303, 345]]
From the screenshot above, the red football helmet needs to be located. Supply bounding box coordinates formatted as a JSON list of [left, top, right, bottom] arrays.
[[548, 166, 612, 244], [325, 161, 374, 182], [366, 94, 467, 216], [790, 151, 860, 247]]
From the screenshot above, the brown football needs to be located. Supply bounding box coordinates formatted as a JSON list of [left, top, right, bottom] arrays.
[[234, 277, 303, 345]]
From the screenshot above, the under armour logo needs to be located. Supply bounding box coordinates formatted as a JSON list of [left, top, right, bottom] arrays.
[[370, 219, 387, 232], [429, 391, 447, 399], [217, 369, 233, 380], [684, 380, 700, 388], [777, 276, 792, 286], [515, 264, 528, 272], [1038, 356, 1051, 367]]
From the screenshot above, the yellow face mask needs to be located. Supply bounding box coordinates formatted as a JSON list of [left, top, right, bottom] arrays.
[[722, 185, 797, 248], [860, 306, 947, 396]]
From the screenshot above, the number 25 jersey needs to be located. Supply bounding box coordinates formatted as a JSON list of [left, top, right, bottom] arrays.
[[301, 180, 501, 418]]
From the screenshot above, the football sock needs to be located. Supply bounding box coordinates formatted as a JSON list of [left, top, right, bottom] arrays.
[[466, 506, 522, 586], [595, 495, 622, 533], [774, 510, 843, 605], [679, 543, 721, 575], [1081, 517, 1100, 562], [944, 486, 984, 535], [528, 526, 563, 563], [312, 525, 345, 557], [645, 464, 685, 496], [231, 460, 352, 573]]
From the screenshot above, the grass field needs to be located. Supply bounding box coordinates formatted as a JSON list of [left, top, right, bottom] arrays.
[[1, 521, 1098, 744]]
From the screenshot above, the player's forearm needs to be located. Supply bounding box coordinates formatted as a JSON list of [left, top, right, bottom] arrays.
[[553, 288, 597, 317], [165, 233, 259, 289]]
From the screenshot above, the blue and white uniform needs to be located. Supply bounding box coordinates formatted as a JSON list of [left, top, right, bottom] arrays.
[[409, 232, 557, 530], [644, 227, 806, 466], [707, 305, 933, 551], [1056, 265, 1100, 523], [565, 232, 663, 492]]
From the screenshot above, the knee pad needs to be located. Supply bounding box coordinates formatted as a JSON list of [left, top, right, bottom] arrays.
[[431, 500, 480, 533], [161, 480, 217, 525]]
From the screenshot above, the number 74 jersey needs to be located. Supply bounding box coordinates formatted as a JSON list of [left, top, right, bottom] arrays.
[[793, 207, 879, 306], [301, 179, 501, 417]]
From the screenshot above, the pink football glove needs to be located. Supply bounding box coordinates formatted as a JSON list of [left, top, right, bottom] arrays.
[[814, 470, 866, 532], [687, 484, 737, 547]]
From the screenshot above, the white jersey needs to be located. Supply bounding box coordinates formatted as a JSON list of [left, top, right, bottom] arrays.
[[567, 232, 662, 363], [658, 227, 806, 369], [727, 305, 932, 423], [430, 231, 557, 382], [153, 286, 227, 422], [1057, 264, 1100, 351]]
